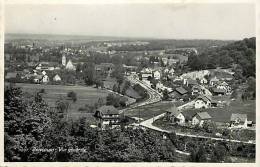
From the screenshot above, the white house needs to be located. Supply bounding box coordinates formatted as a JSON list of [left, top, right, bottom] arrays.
[[169, 68, 175, 75], [42, 75, 49, 83], [200, 77, 208, 84], [153, 71, 161, 80], [164, 68, 169, 73], [53, 74, 61, 82], [194, 95, 212, 109], [230, 113, 248, 128], [167, 105, 185, 125], [192, 112, 212, 126], [210, 76, 220, 86], [33, 75, 43, 83], [65, 59, 76, 71]]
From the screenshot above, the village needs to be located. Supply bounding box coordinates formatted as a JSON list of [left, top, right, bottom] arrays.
[[4, 37, 255, 138]]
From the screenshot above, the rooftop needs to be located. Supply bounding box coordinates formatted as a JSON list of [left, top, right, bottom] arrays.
[[97, 105, 119, 115], [197, 112, 212, 120], [175, 87, 188, 95], [230, 113, 247, 122]]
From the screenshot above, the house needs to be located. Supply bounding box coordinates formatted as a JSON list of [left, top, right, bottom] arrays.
[[42, 75, 49, 83], [211, 88, 226, 96], [216, 81, 231, 93], [94, 105, 121, 128], [230, 113, 248, 128], [33, 75, 43, 83], [169, 68, 175, 75], [140, 68, 153, 80], [200, 77, 208, 84], [165, 105, 185, 124], [184, 78, 198, 87], [192, 112, 212, 126], [192, 85, 202, 95], [170, 110, 185, 125], [181, 110, 198, 124], [35, 62, 57, 71], [53, 74, 62, 82], [164, 68, 169, 73], [123, 64, 138, 75], [153, 71, 161, 80], [194, 95, 212, 109], [168, 86, 188, 99], [65, 59, 76, 71], [210, 76, 220, 86]]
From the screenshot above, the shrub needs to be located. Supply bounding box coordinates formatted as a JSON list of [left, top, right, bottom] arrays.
[[67, 91, 77, 102]]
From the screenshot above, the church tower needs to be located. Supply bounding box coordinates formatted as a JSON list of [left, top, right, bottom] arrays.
[[62, 54, 66, 66]]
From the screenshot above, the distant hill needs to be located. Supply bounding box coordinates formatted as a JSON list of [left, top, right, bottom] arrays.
[[4, 33, 153, 43]]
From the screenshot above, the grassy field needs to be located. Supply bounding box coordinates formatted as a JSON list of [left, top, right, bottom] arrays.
[[12, 83, 110, 123], [124, 101, 184, 120]]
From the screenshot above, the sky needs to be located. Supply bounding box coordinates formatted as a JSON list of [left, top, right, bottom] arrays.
[[5, 3, 256, 40]]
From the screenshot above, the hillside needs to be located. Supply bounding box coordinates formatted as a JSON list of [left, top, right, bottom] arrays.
[[187, 37, 255, 78]]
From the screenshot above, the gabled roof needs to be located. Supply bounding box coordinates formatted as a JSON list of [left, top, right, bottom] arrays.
[[196, 112, 212, 120], [175, 87, 188, 95], [182, 110, 198, 121], [97, 105, 119, 115], [167, 104, 178, 113], [167, 105, 182, 117], [230, 113, 247, 122]]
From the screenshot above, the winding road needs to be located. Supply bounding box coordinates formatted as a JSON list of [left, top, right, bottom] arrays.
[[119, 75, 162, 113]]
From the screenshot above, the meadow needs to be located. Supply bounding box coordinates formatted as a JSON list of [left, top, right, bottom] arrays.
[[12, 83, 110, 123]]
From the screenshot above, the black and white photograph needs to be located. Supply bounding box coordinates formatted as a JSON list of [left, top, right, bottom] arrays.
[[2, 0, 257, 164]]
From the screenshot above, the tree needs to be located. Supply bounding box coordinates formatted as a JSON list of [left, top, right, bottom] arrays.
[[4, 86, 53, 161], [202, 120, 216, 133], [111, 65, 125, 84], [210, 144, 227, 162], [190, 146, 207, 162], [67, 91, 77, 102], [162, 89, 169, 100]]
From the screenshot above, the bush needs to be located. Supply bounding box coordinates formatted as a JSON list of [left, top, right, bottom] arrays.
[[39, 89, 45, 94], [67, 91, 77, 102]]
